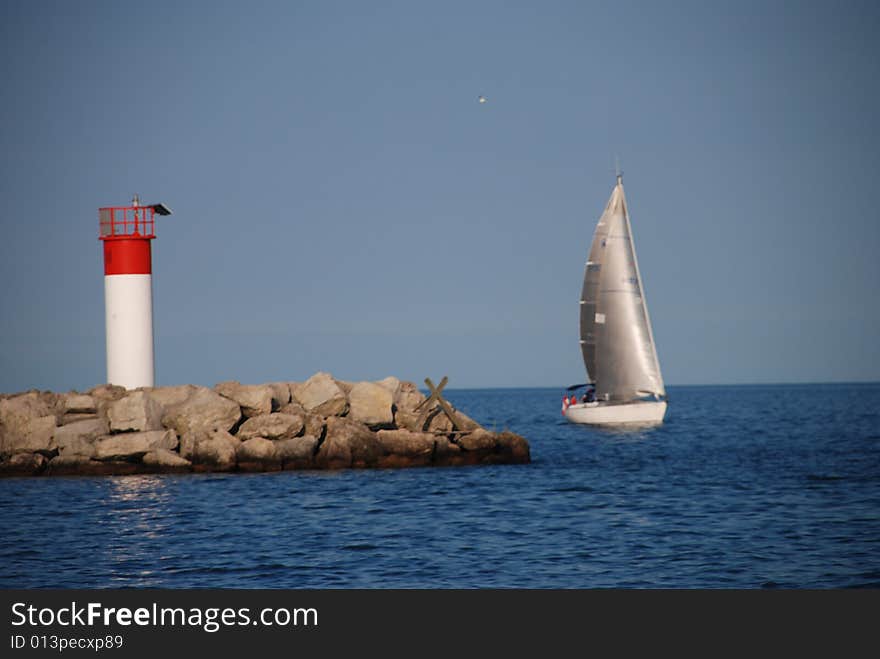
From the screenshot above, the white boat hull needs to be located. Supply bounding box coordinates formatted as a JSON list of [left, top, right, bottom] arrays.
[[565, 400, 667, 426]]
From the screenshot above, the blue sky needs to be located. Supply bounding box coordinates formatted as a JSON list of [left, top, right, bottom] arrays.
[[1, 0, 878, 392]]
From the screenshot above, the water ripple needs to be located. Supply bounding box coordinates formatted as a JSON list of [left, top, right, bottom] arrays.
[[1, 383, 879, 588]]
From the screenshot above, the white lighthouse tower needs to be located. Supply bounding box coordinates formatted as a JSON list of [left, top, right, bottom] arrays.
[[98, 196, 172, 389]]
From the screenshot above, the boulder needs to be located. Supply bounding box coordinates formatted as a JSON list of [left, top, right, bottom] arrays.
[[395, 381, 427, 413], [426, 406, 480, 434], [276, 435, 318, 469], [237, 413, 303, 441], [334, 379, 355, 395], [394, 409, 426, 432], [57, 436, 97, 458], [87, 384, 128, 401], [162, 386, 242, 436], [93, 429, 178, 461], [188, 429, 239, 471], [432, 436, 464, 465], [376, 429, 436, 458], [0, 392, 55, 455], [146, 385, 197, 411], [291, 372, 347, 417], [375, 376, 401, 398], [61, 393, 96, 414], [265, 382, 291, 410], [60, 413, 100, 425], [2, 415, 57, 456], [54, 418, 109, 456], [214, 381, 274, 418], [491, 431, 531, 464], [376, 429, 435, 467], [0, 452, 47, 476], [392, 381, 429, 430], [87, 384, 128, 417], [457, 428, 497, 452], [237, 437, 281, 472], [315, 417, 381, 469], [108, 391, 163, 432], [142, 448, 192, 471], [0, 393, 51, 420], [303, 413, 326, 439], [278, 401, 306, 416], [348, 382, 394, 428], [454, 430, 530, 465], [47, 454, 143, 476]]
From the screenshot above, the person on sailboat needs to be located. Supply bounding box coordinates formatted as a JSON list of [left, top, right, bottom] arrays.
[[583, 386, 596, 403]]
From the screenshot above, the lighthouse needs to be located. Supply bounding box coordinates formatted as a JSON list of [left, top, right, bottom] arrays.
[[98, 196, 172, 389]]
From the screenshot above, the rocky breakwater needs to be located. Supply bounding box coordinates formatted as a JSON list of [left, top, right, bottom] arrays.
[[0, 373, 529, 477]]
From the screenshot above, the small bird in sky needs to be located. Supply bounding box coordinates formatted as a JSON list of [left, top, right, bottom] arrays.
[[478, 95, 487, 104]]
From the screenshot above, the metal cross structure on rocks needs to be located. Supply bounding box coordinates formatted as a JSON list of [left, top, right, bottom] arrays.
[[414, 376, 461, 432]]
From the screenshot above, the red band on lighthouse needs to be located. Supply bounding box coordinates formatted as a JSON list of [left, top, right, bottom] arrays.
[[103, 239, 152, 275]]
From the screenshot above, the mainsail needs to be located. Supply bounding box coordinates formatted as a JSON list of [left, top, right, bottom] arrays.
[[578, 175, 665, 402]]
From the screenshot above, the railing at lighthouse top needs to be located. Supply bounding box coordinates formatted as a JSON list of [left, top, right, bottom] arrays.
[[99, 195, 171, 240]]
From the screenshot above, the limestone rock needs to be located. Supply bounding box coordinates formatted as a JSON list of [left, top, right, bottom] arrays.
[[61, 394, 96, 414], [57, 436, 97, 458], [315, 417, 382, 469], [264, 382, 291, 410], [376, 429, 436, 457], [315, 417, 381, 469], [303, 413, 325, 439], [142, 448, 191, 470], [394, 409, 425, 432], [215, 381, 274, 418], [348, 381, 394, 428], [426, 406, 480, 434], [278, 401, 306, 416], [0, 392, 55, 455], [146, 385, 197, 411], [60, 413, 99, 425], [334, 379, 355, 395], [162, 386, 242, 436], [237, 413, 303, 441], [93, 429, 178, 461], [376, 429, 435, 467], [457, 428, 497, 451], [452, 409, 481, 431], [48, 455, 143, 476], [395, 381, 427, 413], [87, 384, 127, 417], [54, 418, 109, 456], [87, 384, 128, 401], [0, 452, 47, 476], [291, 372, 347, 417], [432, 436, 463, 465], [7, 420, 57, 457], [237, 437, 280, 471], [189, 429, 239, 471], [48, 454, 93, 473], [108, 391, 163, 432], [276, 435, 318, 468], [454, 430, 530, 465], [375, 376, 401, 398], [492, 431, 531, 464]]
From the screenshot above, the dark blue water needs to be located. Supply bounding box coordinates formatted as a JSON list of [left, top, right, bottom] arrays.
[[1, 383, 878, 588]]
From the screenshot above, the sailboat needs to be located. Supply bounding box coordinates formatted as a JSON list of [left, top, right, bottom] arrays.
[[563, 172, 667, 426]]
